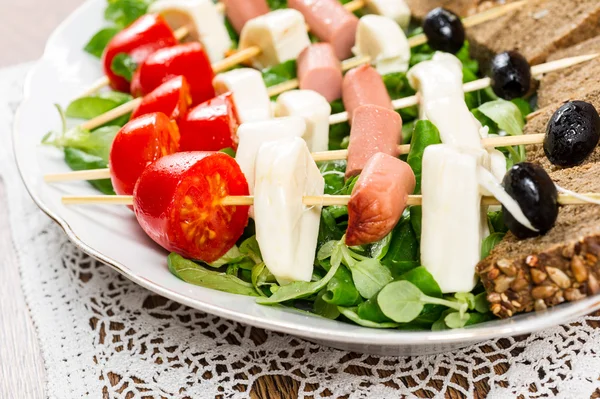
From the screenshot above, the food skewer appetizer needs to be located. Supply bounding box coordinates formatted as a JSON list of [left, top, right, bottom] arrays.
[[75, 1, 527, 131], [43, 51, 597, 184]]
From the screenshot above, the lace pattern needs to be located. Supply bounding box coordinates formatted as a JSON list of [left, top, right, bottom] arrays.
[[5, 65, 600, 399]]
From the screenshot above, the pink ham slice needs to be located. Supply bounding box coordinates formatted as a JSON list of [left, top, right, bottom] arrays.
[[342, 65, 393, 124], [346, 152, 416, 247], [346, 104, 402, 178], [222, 0, 270, 34], [297, 43, 343, 102], [288, 0, 359, 59]]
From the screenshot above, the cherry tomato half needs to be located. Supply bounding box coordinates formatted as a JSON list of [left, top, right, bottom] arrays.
[[103, 14, 177, 93], [133, 152, 250, 263], [130, 43, 215, 105], [131, 75, 192, 121], [178, 93, 240, 152], [109, 112, 180, 196]]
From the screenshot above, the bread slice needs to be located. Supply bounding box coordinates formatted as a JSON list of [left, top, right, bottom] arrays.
[[405, 0, 508, 21], [537, 36, 600, 108], [476, 89, 600, 318], [466, 0, 600, 66]]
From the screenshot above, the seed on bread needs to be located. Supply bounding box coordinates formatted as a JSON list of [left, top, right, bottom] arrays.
[[546, 267, 571, 289]]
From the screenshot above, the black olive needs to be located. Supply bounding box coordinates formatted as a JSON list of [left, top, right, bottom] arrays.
[[502, 162, 558, 239], [490, 51, 532, 100], [422, 8, 465, 54], [544, 101, 600, 167]]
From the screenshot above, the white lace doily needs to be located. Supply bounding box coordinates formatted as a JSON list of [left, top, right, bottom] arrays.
[[4, 63, 600, 399]]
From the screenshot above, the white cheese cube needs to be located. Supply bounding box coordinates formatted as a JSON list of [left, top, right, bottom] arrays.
[[274, 90, 331, 152], [421, 144, 486, 293], [235, 116, 307, 193], [254, 137, 324, 285], [363, 0, 411, 30], [213, 68, 272, 123], [149, 0, 231, 63], [239, 9, 311, 69], [353, 15, 410, 75]]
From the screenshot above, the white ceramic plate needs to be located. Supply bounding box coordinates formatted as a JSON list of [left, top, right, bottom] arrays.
[[14, 0, 600, 356]]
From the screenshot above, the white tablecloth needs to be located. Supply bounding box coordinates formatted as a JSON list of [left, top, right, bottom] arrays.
[[4, 63, 600, 399]]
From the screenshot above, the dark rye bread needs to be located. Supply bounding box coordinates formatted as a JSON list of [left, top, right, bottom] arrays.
[[476, 90, 600, 318], [466, 0, 600, 66], [405, 0, 512, 20], [537, 36, 600, 108]]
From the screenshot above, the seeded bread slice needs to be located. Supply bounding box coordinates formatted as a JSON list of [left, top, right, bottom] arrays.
[[537, 36, 600, 108], [466, 0, 600, 66], [476, 89, 600, 318]]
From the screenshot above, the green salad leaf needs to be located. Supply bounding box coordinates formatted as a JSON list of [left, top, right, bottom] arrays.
[[381, 212, 420, 278], [256, 251, 342, 305], [322, 261, 362, 306], [318, 160, 347, 195], [481, 232, 505, 259], [168, 253, 260, 297], [377, 281, 467, 323], [84, 27, 119, 58], [262, 60, 297, 89], [66, 91, 133, 124], [105, 0, 154, 29], [64, 148, 115, 195], [407, 120, 442, 194], [111, 52, 138, 82], [346, 258, 393, 299], [314, 290, 341, 319], [338, 307, 400, 329]]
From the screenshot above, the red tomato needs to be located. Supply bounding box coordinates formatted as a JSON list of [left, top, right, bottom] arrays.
[[131, 76, 192, 121], [178, 93, 240, 152], [133, 152, 250, 263], [102, 14, 177, 93], [130, 43, 215, 105], [109, 112, 180, 196]]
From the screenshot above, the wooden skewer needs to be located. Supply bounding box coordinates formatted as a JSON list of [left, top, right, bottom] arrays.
[[406, 0, 528, 47], [61, 193, 600, 207], [44, 133, 547, 183], [328, 53, 600, 125]]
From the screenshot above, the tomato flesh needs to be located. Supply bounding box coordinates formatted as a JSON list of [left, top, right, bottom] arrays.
[[131, 75, 192, 121], [133, 152, 250, 263], [130, 43, 215, 105], [109, 112, 180, 196], [102, 14, 176, 93], [178, 93, 240, 152]]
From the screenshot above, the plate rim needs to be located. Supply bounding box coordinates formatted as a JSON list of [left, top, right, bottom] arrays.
[[13, 0, 600, 348]]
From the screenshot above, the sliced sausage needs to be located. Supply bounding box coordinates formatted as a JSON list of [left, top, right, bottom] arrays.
[[346, 152, 416, 247], [297, 43, 343, 102], [346, 104, 402, 178], [342, 64, 392, 124], [288, 0, 359, 60], [222, 0, 270, 34]]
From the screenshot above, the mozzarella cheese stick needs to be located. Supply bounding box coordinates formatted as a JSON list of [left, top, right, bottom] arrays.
[[149, 0, 231, 63], [363, 0, 411, 30], [235, 116, 307, 193], [424, 97, 484, 149], [254, 137, 325, 285], [421, 144, 487, 293], [239, 9, 311, 69], [407, 52, 464, 107], [274, 90, 331, 152], [213, 69, 272, 123], [353, 15, 411, 75]]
